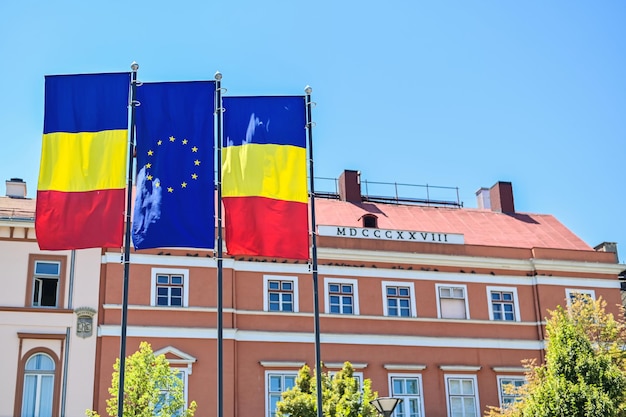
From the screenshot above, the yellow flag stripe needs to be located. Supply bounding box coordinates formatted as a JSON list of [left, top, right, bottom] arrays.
[[38, 130, 128, 192], [222, 143, 307, 203]]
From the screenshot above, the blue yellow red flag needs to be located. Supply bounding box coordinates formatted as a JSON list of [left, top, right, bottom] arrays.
[[222, 96, 309, 259], [36, 72, 130, 250]]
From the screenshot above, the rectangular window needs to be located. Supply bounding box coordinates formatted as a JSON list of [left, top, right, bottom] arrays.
[[33, 261, 60, 307], [383, 282, 416, 317], [329, 370, 364, 389], [497, 377, 525, 408], [445, 375, 479, 417], [264, 276, 298, 312], [27, 255, 66, 309], [267, 372, 297, 417], [329, 283, 353, 314], [565, 289, 596, 305], [151, 268, 189, 307], [487, 287, 521, 322], [325, 278, 360, 315], [437, 284, 468, 319], [390, 375, 424, 417], [156, 369, 188, 417], [387, 286, 411, 317], [156, 274, 184, 306]]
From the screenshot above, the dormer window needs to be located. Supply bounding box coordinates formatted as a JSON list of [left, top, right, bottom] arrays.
[[362, 214, 378, 228]]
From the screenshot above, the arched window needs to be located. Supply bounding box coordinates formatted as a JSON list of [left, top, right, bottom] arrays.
[[362, 214, 378, 228], [21, 353, 55, 417]]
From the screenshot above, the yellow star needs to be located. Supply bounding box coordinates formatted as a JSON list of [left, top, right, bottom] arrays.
[[145, 163, 152, 169], [191, 173, 198, 180], [194, 160, 201, 166], [191, 146, 198, 152], [157, 140, 162, 146], [147, 174, 153, 181], [154, 180, 161, 188], [181, 182, 187, 188], [147, 150, 154, 156], [182, 139, 188, 145], [167, 187, 174, 193], [169, 136, 176, 142]]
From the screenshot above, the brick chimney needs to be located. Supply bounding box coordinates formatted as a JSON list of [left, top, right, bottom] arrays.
[[489, 181, 515, 213], [338, 170, 362, 203]]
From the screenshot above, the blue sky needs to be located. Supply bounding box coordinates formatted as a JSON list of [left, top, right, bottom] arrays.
[[1, 1, 625, 260]]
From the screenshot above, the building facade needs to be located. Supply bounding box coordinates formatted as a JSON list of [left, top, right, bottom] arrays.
[[93, 171, 624, 417], [0, 179, 101, 417], [3, 172, 625, 417]]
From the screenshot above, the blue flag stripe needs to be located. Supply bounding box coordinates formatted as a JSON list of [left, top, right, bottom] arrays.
[[43, 73, 131, 134], [132, 81, 216, 250], [223, 96, 306, 148]]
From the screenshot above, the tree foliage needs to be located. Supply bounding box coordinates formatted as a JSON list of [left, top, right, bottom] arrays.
[[276, 362, 378, 417], [488, 296, 626, 417], [86, 341, 197, 417]]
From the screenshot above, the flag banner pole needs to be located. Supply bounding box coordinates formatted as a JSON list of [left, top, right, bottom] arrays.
[[305, 86, 323, 417], [215, 71, 225, 417], [117, 61, 139, 417]]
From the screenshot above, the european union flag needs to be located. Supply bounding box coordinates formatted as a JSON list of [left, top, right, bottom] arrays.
[[132, 81, 215, 249]]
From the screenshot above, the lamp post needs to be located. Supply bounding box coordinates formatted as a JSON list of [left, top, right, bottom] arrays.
[[370, 397, 403, 417]]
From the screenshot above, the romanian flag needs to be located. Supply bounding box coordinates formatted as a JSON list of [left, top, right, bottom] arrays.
[[222, 96, 309, 260], [132, 81, 216, 250], [35, 73, 130, 250]]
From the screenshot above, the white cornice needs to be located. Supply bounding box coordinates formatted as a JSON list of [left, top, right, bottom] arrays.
[[0, 219, 33, 228], [317, 248, 625, 275], [492, 367, 527, 373], [325, 362, 368, 369], [439, 365, 481, 372], [530, 258, 626, 274], [260, 361, 306, 368], [98, 325, 544, 351], [384, 364, 427, 371]]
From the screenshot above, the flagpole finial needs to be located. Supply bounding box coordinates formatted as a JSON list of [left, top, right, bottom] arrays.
[[215, 71, 222, 81], [131, 62, 139, 72], [305, 85, 312, 95]]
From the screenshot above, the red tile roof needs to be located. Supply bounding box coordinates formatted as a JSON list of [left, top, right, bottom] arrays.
[[0, 196, 35, 220], [315, 198, 592, 251], [0, 195, 591, 251]]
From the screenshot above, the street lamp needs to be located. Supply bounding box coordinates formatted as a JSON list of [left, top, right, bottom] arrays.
[[370, 397, 403, 417]]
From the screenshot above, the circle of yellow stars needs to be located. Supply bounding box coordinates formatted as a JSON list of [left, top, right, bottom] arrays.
[[144, 135, 201, 193]]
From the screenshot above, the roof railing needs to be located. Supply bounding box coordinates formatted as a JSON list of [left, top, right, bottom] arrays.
[[313, 177, 462, 208]]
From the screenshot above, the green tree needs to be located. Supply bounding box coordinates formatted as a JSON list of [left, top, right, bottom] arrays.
[[86, 341, 197, 417], [276, 362, 378, 417], [488, 296, 626, 417]]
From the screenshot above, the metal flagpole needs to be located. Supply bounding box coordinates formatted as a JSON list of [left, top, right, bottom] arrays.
[[117, 61, 139, 417], [214, 71, 225, 417], [305, 86, 323, 417]]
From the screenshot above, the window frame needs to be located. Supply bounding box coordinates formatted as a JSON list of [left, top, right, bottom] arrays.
[[14, 347, 62, 417], [443, 374, 480, 417], [151, 268, 189, 307], [565, 288, 596, 305], [496, 375, 525, 409], [388, 373, 425, 417], [324, 278, 360, 315], [156, 367, 190, 416], [436, 284, 470, 319], [382, 281, 417, 318], [263, 275, 299, 313], [25, 254, 66, 309], [486, 286, 521, 322], [265, 371, 298, 417]]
